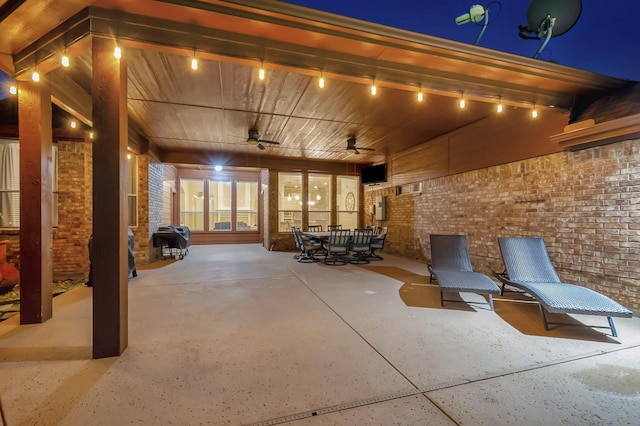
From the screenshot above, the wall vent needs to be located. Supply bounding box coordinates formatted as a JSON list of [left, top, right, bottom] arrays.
[[396, 182, 422, 195]]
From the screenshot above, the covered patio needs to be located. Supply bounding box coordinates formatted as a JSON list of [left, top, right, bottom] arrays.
[[1, 244, 639, 424]]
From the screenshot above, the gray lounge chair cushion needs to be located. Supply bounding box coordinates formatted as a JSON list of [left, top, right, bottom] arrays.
[[498, 237, 632, 318], [512, 281, 633, 317], [430, 234, 501, 295], [432, 270, 501, 295]]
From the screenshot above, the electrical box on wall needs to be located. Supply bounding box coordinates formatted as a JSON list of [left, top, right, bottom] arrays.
[[375, 196, 386, 220]]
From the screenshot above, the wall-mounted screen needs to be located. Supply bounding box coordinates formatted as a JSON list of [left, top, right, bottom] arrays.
[[360, 163, 387, 185]]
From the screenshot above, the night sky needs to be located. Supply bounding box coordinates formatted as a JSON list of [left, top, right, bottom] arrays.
[[285, 0, 640, 81]]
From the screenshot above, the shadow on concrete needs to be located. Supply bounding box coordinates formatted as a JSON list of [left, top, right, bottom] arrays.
[[361, 265, 476, 311], [493, 290, 616, 343]]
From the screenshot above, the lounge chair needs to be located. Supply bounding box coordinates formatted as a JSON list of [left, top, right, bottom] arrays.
[[429, 234, 501, 310], [495, 237, 633, 337]]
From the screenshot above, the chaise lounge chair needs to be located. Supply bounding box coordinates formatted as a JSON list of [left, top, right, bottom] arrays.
[[495, 237, 633, 337], [429, 234, 501, 310]]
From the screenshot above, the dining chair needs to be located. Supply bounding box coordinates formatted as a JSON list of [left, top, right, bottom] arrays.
[[369, 227, 387, 260], [350, 228, 373, 264], [307, 224, 323, 232], [327, 224, 342, 231], [324, 229, 351, 265], [292, 226, 321, 263]]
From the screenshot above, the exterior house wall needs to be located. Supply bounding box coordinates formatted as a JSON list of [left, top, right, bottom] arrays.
[[147, 157, 165, 262], [364, 138, 640, 310], [51, 141, 93, 278]]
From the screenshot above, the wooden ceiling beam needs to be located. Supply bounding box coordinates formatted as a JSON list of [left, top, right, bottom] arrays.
[[160, 149, 364, 174]]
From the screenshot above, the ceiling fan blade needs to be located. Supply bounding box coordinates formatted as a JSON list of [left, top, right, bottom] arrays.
[[259, 139, 280, 145], [257, 143, 266, 150], [358, 147, 375, 151]]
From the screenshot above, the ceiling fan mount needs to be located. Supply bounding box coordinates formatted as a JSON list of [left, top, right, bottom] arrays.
[[247, 128, 280, 150], [346, 135, 374, 155]]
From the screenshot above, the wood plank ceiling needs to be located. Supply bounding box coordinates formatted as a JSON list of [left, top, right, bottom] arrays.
[[0, 0, 629, 166]]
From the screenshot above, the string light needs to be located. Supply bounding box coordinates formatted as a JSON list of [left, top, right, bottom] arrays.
[[258, 62, 265, 80], [114, 45, 122, 59], [31, 70, 40, 82], [371, 79, 377, 96], [70, 121, 77, 129], [531, 106, 538, 118], [497, 98, 503, 113], [89, 132, 94, 139], [417, 84, 424, 102], [318, 72, 325, 88], [459, 94, 465, 109], [61, 50, 70, 67], [191, 57, 198, 70], [9, 85, 17, 95]]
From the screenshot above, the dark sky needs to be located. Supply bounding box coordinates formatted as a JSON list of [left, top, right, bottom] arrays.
[[285, 0, 640, 81]]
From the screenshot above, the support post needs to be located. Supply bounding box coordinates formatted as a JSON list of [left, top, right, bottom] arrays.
[[91, 37, 129, 358], [18, 78, 53, 324]]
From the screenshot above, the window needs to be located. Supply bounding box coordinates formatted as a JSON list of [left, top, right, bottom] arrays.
[[308, 174, 331, 231], [337, 176, 359, 230], [236, 181, 258, 231], [278, 172, 302, 232], [127, 153, 138, 227], [180, 177, 259, 232], [180, 178, 204, 231], [209, 180, 231, 231], [0, 141, 19, 228], [0, 140, 58, 228], [277, 173, 358, 232]]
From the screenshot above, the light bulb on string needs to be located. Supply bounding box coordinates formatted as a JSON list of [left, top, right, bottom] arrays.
[[114, 45, 122, 59], [370, 79, 377, 96], [9, 85, 17, 95], [61, 51, 70, 67]]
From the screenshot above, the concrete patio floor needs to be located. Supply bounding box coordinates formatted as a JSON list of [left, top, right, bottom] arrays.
[[1, 244, 639, 425]]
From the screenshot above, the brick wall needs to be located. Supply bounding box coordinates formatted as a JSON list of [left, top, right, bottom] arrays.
[[147, 157, 165, 262], [51, 141, 92, 278], [132, 154, 150, 264], [365, 139, 640, 310]]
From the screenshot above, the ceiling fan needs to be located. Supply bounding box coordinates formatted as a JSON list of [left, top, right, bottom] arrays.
[[247, 128, 280, 150], [346, 135, 374, 154]]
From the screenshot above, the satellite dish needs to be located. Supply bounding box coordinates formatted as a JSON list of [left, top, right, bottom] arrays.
[[518, 0, 582, 59]]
